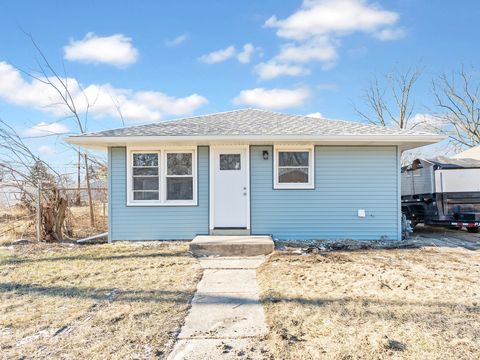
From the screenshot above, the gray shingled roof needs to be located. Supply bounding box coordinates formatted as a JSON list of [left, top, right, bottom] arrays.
[[72, 108, 433, 138]]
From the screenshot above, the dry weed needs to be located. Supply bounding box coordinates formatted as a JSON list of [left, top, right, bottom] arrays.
[[258, 247, 480, 360], [0, 241, 201, 359]]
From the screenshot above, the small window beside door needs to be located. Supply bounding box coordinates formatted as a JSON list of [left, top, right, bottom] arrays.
[[220, 154, 241, 170], [273, 146, 314, 189]]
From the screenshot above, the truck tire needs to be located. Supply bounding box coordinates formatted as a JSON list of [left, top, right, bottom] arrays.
[[467, 227, 479, 233]]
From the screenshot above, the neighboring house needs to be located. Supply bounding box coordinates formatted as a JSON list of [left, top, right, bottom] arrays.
[[451, 146, 480, 160], [67, 109, 442, 242]]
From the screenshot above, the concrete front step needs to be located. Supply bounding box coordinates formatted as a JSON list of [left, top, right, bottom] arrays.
[[190, 236, 274, 257]]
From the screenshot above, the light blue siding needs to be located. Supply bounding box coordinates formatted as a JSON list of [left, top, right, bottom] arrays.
[[250, 146, 400, 240], [108, 146, 209, 240]]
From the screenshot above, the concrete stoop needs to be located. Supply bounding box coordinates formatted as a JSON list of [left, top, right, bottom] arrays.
[[190, 236, 274, 257]]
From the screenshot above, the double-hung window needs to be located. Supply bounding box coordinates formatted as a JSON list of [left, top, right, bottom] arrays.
[[274, 146, 314, 189], [128, 148, 196, 205], [132, 153, 160, 200], [165, 152, 194, 202]]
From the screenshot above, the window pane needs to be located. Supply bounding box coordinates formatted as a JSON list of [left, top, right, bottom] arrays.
[[133, 177, 159, 190], [133, 167, 159, 176], [133, 153, 158, 167], [279, 152, 309, 167], [220, 154, 241, 170], [133, 191, 159, 200], [278, 167, 309, 183], [167, 177, 193, 200], [167, 153, 192, 175]]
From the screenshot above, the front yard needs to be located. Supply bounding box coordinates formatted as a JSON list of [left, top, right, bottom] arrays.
[[257, 246, 480, 360], [0, 242, 201, 359], [1, 233, 479, 359]]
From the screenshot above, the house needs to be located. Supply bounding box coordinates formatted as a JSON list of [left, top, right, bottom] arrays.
[[66, 109, 442, 242]]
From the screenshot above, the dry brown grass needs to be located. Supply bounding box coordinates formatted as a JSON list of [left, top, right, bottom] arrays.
[[257, 247, 480, 360], [0, 205, 107, 245], [0, 241, 201, 359]]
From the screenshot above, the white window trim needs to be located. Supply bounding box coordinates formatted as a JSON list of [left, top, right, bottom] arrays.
[[163, 150, 197, 205], [130, 150, 161, 205], [127, 147, 197, 206], [273, 145, 314, 189]]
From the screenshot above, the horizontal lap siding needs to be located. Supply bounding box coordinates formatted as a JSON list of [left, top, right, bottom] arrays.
[[251, 146, 399, 240], [108, 146, 209, 240]]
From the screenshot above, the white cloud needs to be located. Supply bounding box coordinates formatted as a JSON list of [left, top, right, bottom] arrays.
[[265, 0, 399, 40], [38, 145, 56, 155], [373, 27, 406, 41], [233, 87, 309, 110], [24, 122, 70, 137], [407, 113, 445, 132], [64, 33, 138, 68], [200, 43, 259, 64], [260, 0, 403, 79], [276, 37, 337, 64], [255, 61, 309, 80], [199, 45, 236, 64], [0, 61, 208, 122], [306, 112, 324, 118], [165, 33, 189, 47], [237, 43, 255, 63]]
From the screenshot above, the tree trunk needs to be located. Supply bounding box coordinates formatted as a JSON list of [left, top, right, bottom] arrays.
[[41, 190, 67, 241], [84, 153, 95, 227]]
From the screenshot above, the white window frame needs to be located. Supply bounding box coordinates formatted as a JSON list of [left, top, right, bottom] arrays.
[[130, 150, 161, 204], [273, 145, 314, 189], [127, 147, 197, 206], [163, 150, 197, 205]]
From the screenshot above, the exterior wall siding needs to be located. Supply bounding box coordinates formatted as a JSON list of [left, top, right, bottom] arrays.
[[250, 145, 400, 240], [108, 146, 209, 240]]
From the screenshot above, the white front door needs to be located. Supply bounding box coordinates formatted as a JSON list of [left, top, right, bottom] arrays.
[[212, 147, 249, 228]]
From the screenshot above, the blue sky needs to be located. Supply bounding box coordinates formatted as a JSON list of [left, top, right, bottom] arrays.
[[0, 0, 477, 170]]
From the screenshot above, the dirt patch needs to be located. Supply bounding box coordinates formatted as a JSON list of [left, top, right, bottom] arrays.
[[257, 246, 480, 359], [0, 241, 202, 359]]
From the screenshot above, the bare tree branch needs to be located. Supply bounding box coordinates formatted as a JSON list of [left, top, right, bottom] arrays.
[[433, 66, 480, 148], [355, 67, 422, 130]]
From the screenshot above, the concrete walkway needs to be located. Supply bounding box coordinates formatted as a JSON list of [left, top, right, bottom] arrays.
[[168, 256, 268, 359]]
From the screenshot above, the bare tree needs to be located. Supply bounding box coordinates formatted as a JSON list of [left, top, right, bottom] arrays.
[[356, 67, 422, 129], [433, 66, 480, 149], [0, 119, 68, 241], [19, 33, 98, 226]]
